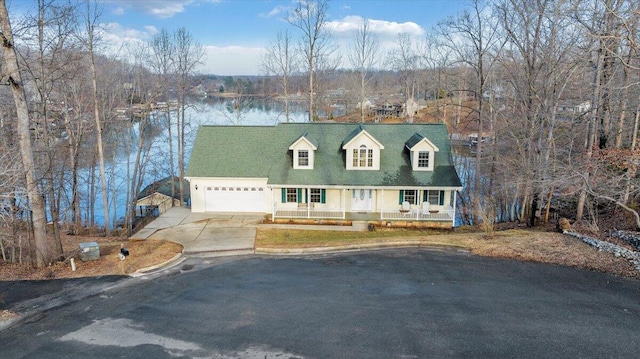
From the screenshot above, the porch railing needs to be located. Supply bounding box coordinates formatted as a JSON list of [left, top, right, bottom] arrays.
[[380, 207, 454, 221], [275, 208, 345, 219], [273, 206, 454, 222]]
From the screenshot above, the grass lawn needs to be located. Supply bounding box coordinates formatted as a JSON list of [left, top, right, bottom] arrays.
[[255, 227, 468, 248], [256, 227, 640, 279]]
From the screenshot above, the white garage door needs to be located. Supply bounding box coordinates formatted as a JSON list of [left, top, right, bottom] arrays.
[[204, 186, 266, 212]]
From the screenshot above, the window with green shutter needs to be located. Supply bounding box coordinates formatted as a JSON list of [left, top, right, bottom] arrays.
[[283, 188, 297, 203], [310, 188, 326, 203], [399, 190, 417, 205], [427, 190, 440, 205]]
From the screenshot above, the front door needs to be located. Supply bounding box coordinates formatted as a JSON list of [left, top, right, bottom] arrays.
[[351, 188, 373, 212]]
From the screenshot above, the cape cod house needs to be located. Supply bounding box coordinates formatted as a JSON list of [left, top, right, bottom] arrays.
[[186, 123, 462, 228]]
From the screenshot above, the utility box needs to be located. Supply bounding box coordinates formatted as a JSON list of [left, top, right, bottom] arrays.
[[78, 242, 100, 261]]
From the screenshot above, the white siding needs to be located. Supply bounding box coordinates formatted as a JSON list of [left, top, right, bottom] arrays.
[[188, 178, 270, 213]]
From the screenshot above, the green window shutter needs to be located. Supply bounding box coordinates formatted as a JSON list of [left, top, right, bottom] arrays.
[[423, 190, 428, 202], [439, 191, 445, 205], [297, 188, 302, 203], [321, 189, 326, 203], [399, 190, 404, 204], [281, 188, 286, 203]]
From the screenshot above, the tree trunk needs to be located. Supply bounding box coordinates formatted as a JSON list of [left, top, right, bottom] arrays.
[[179, 100, 186, 206], [577, 37, 604, 220], [34, 1, 62, 257], [308, 56, 314, 121], [167, 106, 175, 203], [85, 3, 111, 236], [0, 0, 51, 266]]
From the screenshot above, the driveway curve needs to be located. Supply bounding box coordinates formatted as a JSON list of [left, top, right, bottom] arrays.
[[2, 249, 639, 358]]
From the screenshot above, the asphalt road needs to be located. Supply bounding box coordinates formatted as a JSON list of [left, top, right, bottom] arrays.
[[2, 248, 640, 358]]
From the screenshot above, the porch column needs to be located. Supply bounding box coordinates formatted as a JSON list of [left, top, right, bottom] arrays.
[[307, 187, 310, 219], [452, 190, 457, 227], [417, 189, 422, 220], [380, 189, 384, 220], [272, 187, 276, 221], [342, 189, 346, 219]]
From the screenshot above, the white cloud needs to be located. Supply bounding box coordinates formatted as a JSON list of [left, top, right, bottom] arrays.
[[105, 0, 194, 18], [322, 16, 427, 71], [199, 45, 266, 75], [260, 5, 289, 18], [326, 16, 425, 40], [112, 7, 125, 16], [102, 22, 158, 42], [99, 21, 263, 75]]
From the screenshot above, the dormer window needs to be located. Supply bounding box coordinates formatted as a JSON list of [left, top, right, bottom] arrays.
[[290, 134, 317, 169], [353, 145, 373, 168], [406, 133, 439, 171], [343, 126, 384, 170], [298, 150, 309, 167], [418, 151, 430, 168]]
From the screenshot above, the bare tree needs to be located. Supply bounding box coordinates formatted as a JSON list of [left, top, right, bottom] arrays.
[[0, 0, 51, 266], [420, 34, 455, 124], [148, 28, 176, 211], [496, 0, 582, 226], [58, 56, 91, 234], [573, 0, 640, 220], [262, 30, 297, 122], [0, 100, 29, 263], [386, 32, 421, 116], [437, 0, 502, 213], [19, 0, 79, 256], [347, 18, 378, 123], [77, 0, 111, 235], [287, 0, 331, 122], [173, 27, 203, 205]]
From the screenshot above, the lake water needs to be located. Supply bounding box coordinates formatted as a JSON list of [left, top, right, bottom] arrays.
[[84, 100, 308, 227]]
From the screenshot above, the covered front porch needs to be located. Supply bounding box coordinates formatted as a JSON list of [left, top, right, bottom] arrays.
[[273, 207, 455, 221], [271, 187, 458, 227]]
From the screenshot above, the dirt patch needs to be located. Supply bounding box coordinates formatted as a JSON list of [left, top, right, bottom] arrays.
[[0, 235, 183, 281]]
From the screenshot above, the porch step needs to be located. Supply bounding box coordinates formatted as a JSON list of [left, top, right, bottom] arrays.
[[352, 221, 369, 231]]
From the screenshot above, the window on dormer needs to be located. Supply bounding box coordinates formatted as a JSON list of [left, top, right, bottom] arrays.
[[418, 151, 430, 168], [298, 150, 309, 166], [353, 145, 374, 168]]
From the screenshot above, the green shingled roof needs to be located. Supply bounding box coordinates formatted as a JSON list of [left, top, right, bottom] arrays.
[[405, 133, 425, 149], [186, 123, 462, 188]]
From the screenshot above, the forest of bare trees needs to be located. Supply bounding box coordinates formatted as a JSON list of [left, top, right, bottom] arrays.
[[0, 0, 202, 266], [1, 0, 639, 268]]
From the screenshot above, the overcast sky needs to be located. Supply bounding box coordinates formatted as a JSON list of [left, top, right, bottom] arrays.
[[8, 0, 471, 76]]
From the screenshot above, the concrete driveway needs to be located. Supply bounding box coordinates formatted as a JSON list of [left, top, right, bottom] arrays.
[[130, 207, 261, 255]]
